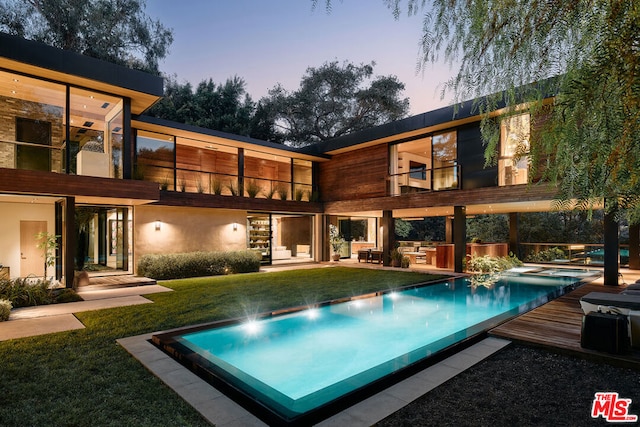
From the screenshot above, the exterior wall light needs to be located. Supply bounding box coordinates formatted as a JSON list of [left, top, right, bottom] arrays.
[[233, 222, 238, 231], [155, 220, 161, 231]]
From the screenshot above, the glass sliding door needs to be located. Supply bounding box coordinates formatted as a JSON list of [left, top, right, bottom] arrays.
[[76, 206, 131, 273]]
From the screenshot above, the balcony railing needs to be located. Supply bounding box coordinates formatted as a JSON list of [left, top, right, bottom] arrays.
[[136, 164, 316, 201], [389, 164, 460, 196], [519, 243, 630, 267], [0, 139, 64, 173]]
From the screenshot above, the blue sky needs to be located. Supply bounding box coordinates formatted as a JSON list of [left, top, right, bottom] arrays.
[[145, 0, 456, 115]]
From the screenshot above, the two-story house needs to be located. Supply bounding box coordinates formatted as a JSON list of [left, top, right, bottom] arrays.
[[0, 33, 636, 288]]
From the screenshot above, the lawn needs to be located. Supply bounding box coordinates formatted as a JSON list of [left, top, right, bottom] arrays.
[[0, 267, 444, 426]]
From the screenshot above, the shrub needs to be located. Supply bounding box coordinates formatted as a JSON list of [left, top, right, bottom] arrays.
[[245, 179, 261, 198], [401, 256, 410, 268], [525, 247, 566, 263], [0, 299, 11, 321], [0, 277, 55, 308], [276, 184, 288, 200], [466, 253, 523, 274], [137, 250, 262, 280]]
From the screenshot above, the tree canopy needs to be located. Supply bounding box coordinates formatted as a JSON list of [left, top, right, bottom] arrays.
[[147, 76, 261, 137], [0, 0, 173, 74], [317, 0, 640, 223], [260, 60, 410, 146]]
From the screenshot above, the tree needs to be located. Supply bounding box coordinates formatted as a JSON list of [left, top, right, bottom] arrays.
[[261, 60, 409, 146], [466, 215, 509, 243], [372, 0, 638, 221], [148, 75, 270, 138], [0, 0, 173, 73]]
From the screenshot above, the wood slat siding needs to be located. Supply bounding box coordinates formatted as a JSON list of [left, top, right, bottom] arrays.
[[324, 182, 558, 214], [319, 144, 388, 202], [156, 191, 323, 213], [490, 282, 640, 369], [0, 167, 159, 200]]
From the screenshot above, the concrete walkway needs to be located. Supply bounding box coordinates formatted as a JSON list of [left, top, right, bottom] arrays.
[[0, 284, 172, 341]]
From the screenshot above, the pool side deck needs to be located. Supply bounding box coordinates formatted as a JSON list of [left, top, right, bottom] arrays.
[[489, 275, 640, 369]]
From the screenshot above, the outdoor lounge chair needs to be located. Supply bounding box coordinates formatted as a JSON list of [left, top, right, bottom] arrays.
[[580, 291, 640, 348], [580, 291, 640, 314]]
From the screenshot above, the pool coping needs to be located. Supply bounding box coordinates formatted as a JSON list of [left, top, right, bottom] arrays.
[[117, 333, 510, 426]]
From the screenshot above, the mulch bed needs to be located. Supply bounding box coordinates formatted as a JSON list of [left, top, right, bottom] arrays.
[[376, 344, 640, 427]]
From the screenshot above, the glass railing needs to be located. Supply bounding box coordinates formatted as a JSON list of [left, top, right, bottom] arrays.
[[0, 139, 64, 173], [0, 139, 124, 179], [519, 243, 630, 267], [389, 164, 460, 196], [134, 164, 316, 201]]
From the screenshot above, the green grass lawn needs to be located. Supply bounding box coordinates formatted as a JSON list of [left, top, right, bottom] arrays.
[[0, 267, 444, 426]]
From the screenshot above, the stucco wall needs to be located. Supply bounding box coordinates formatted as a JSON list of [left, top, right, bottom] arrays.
[[0, 201, 56, 279], [133, 205, 248, 273]]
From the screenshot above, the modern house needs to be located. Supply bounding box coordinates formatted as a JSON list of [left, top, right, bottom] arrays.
[[0, 32, 637, 288]]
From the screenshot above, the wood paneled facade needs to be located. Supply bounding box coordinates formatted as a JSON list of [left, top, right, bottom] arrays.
[[318, 144, 388, 202]]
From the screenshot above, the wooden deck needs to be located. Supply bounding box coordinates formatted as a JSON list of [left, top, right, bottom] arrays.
[[490, 280, 640, 369]]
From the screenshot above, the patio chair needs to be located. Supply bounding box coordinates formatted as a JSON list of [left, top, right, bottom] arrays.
[[580, 291, 640, 349]]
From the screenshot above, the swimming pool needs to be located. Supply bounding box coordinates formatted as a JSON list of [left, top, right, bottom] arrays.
[[153, 271, 586, 425]]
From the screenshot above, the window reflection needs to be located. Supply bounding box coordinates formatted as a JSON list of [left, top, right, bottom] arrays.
[[499, 113, 530, 186], [393, 131, 458, 194], [432, 131, 458, 190], [136, 130, 175, 190]]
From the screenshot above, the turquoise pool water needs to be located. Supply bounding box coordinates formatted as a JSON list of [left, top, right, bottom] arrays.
[[154, 272, 582, 425]]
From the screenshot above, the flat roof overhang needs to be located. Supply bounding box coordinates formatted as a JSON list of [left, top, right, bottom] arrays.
[[303, 91, 554, 157], [133, 117, 330, 162], [0, 33, 163, 115], [323, 184, 561, 217], [0, 168, 159, 205], [154, 191, 324, 214]]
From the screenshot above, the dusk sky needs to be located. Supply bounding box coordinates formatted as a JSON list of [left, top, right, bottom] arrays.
[[145, 0, 456, 115]]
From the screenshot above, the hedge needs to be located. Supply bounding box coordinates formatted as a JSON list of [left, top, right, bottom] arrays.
[[136, 250, 263, 280]]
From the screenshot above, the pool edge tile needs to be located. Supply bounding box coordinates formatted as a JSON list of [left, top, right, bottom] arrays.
[[119, 333, 511, 427]]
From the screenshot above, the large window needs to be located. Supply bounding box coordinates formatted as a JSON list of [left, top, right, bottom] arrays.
[[293, 159, 313, 201], [499, 113, 530, 186], [70, 88, 123, 178], [392, 130, 458, 195], [431, 131, 458, 190], [0, 70, 65, 172], [245, 150, 292, 199], [136, 130, 175, 189], [175, 137, 238, 194]]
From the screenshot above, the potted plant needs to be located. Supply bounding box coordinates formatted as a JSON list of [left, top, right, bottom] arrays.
[[390, 249, 403, 267], [329, 224, 345, 261]]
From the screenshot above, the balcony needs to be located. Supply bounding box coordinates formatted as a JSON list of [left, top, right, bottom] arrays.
[[390, 164, 460, 196], [136, 164, 317, 202]]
